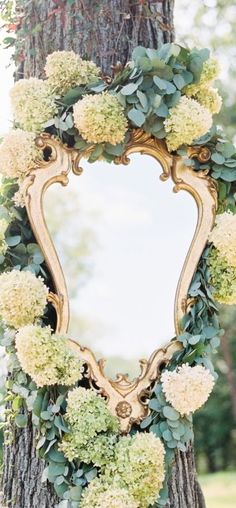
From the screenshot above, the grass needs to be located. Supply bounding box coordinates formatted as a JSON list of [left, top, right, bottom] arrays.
[[199, 471, 236, 508]]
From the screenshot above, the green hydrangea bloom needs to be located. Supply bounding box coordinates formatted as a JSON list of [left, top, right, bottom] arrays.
[[184, 57, 220, 97], [164, 96, 212, 151], [45, 50, 100, 96], [10, 78, 57, 133], [195, 87, 222, 114], [15, 324, 84, 387], [207, 248, 236, 304], [59, 387, 120, 464], [73, 92, 128, 145], [103, 432, 165, 508]]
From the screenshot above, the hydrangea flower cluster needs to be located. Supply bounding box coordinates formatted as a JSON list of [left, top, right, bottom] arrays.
[[164, 96, 212, 151], [0, 218, 8, 256], [161, 364, 215, 416], [209, 212, 236, 267], [82, 432, 165, 508], [0, 270, 48, 328], [195, 87, 222, 115], [80, 482, 138, 508], [45, 50, 100, 96], [184, 57, 220, 96], [183, 57, 221, 116], [0, 130, 42, 180], [10, 78, 57, 132], [107, 432, 165, 508], [207, 247, 236, 305], [59, 387, 120, 464], [73, 92, 128, 145], [15, 324, 84, 387]]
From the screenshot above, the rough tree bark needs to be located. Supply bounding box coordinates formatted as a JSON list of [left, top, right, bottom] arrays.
[[3, 1, 206, 507]]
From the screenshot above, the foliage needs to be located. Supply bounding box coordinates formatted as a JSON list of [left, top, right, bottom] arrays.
[[0, 40, 236, 507]]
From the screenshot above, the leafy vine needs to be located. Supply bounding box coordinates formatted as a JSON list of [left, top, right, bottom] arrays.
[[0, 41, 236, 507]]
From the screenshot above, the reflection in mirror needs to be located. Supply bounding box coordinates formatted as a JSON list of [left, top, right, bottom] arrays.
[[44, 154, 198, 379]]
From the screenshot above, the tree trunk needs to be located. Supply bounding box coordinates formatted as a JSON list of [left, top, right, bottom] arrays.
[[167, 444, 206, 508], [3, 421, 58, 508], [3, 1, 206, 507], [16, 0, 174, 79]]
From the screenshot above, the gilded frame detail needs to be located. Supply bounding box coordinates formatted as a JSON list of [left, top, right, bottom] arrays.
[[22, 129, 217, 432]]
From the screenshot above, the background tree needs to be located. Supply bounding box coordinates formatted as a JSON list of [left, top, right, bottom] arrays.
[[2, 1, 207, 507], [194, 305, 236, 473], [176, 0, 236, 141]]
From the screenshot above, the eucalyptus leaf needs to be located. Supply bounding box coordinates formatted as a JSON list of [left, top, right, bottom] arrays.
[[152, 94, 162, 109], [15, 413, 28, 428], [48, 462, 66, 478], [165, 81, 176, 94], [6, 235, 21, 247], [140, 414, 153, 428], [69, 486, 82, 501], [132, 46, 147, 60], [128, 108, 146, 127], [105, 143, 124, 156], [54, 481, 68, 498], [48, 447, 67, 464], [138, 57, 153, 72], [173, 74, 186, 90], [62, 86, 84, 105], [121, 83, 138, 95], [211, 152, 225, 164], [40, 410, 52, 421], [162, 429, 172, 442], [85, 468, 97, 482], [149, 399, 161, 412], [163, 406, 179, 421], [137, 90, 148, 109], [153, 76, 167, 90], [155, 103, 169, 118]]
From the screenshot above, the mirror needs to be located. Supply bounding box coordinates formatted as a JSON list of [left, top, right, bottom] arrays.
[[44, 153, 198, 379]]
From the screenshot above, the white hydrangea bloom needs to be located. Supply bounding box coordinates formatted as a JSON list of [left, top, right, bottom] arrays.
[[209, 212, 236, 267], [73, 92, 128, 145], [10, 78, 57, 132], [164, 96, 212, 151], [0, 270, 48, 328], [45, 50, 100, 95], [161, 364, 215, 416], [13, 184, 26, 208], [0, 130, 42, 180], [15, 324, 84, 387]]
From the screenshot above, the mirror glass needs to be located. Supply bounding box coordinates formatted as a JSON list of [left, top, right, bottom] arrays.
[[44, 154, 198, 379]]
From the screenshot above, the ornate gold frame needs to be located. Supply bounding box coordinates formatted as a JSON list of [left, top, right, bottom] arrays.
[[22, 130, 217, 432]]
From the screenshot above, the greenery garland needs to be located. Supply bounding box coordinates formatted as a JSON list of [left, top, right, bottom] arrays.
[[0, 42, 236, 507]]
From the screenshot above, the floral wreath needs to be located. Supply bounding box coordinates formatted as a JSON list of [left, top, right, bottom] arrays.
[[0, 43, 236, 508]]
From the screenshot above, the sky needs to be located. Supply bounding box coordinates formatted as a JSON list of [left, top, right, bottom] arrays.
[[0, 4, 219, 379]]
